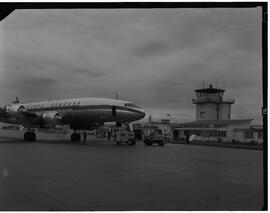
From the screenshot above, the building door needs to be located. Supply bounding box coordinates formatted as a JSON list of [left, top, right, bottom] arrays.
[[173, 130, 179, 141]]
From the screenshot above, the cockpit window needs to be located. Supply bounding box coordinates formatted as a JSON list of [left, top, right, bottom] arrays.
[[124, 103, 142, 109]]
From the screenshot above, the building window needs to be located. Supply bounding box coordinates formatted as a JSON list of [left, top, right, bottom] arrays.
[[245, 131, 253, 138], [173, 131, 179, 140], [258, 131, 263, 138], [200, 104, 206, 108], [200, 112, 206, 118], [218, 131, 226, 137], [209, 130, 218, 137]]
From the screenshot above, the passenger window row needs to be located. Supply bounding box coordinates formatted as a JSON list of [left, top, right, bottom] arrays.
[[26, 101, 80, 110], [125, 103, 134, 107]]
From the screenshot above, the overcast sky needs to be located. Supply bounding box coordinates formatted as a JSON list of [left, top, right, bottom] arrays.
[[0, 8, 263, 123]]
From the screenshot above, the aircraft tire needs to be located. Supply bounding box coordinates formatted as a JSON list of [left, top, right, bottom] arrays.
[[76, 134, 81, 141], [30, 132, 36, 142], [24, 132, 30, 141], [24, 132, 36, 142], [71, 134, 76, 142], [71, 133, 81, 142]]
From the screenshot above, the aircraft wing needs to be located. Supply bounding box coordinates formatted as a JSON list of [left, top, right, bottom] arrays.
[[0, 106, 61, 128]]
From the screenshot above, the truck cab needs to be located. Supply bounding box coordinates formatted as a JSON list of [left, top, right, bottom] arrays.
[[112, 127, 136, 145], [142, 125, 167, 146]]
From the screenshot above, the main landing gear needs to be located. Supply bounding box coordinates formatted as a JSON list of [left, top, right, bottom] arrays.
[[24, 132, 36, 142], [70, 132, 81, 142], [71, 133, 81, 142], [70, 130, 87, 145]]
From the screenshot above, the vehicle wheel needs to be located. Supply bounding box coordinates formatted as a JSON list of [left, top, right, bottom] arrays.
[[128, 139, 136, 146], [158, 141, 164, 146], [144, 139, 152, 146]]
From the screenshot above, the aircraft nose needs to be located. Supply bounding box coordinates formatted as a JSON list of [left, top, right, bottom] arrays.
[[137, 111, 145, 120]]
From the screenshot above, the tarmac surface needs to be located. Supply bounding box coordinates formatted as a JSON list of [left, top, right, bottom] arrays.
[[0, 130, 264, 210]]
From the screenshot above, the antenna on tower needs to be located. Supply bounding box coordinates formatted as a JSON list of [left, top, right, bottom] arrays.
[[115, 92, 118, 100], [202, 80, 205, 88]]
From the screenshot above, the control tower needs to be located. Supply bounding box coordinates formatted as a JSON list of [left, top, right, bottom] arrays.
[[192, 85, 235, 121]]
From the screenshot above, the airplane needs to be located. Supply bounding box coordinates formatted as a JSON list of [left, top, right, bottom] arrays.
[[0, 97, 145, 142]]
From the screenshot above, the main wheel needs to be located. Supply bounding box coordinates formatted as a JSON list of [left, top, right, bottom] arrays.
[[24, 132, 30, 141], [71, 133, 81, 142], [76, 134, 81, 141], [158, 141, 164, 146], [24, 132, 36, 142], [30, 132, 36, 142]]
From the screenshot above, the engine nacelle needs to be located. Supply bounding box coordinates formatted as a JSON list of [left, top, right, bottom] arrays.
[[41, 111, 61, 124], [5, 104, 25, 115]]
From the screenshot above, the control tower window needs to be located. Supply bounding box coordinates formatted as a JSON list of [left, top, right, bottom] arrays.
[[245, 131, 253, 138], [200, 112, 206, 118]]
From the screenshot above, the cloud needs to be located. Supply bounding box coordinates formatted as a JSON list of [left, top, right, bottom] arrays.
[[23, 77, 58, 86], [0, 8, 263, 124], [133, 40, 172, 58]]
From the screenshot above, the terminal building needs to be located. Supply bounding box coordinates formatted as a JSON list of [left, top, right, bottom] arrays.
[[172, 85, 263, 144]]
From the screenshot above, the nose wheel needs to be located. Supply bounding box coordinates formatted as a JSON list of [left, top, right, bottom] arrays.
[[24, 132, 36, 142]]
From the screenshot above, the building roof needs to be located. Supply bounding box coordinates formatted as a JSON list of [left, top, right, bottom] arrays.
[[195, 85, 225, 93], [173, 119, 253, 129], [195, 87, 225, 93]]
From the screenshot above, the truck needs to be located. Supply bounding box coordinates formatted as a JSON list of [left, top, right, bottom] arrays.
[[112, 127, 136, 145], [142, 125, 168, 146]]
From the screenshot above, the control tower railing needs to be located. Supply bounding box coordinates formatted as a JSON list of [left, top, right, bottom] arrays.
[[192, 97, 235, 104]]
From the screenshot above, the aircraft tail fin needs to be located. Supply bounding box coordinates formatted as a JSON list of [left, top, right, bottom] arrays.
[[13, 97, 19, 104]]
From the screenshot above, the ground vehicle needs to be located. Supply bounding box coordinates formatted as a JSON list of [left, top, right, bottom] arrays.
[[142, 125, 167, 146], [112, 127, 136, 145]]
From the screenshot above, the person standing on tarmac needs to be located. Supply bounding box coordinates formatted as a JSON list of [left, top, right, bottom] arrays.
[[107, 130, 111, 140], [186, 131, 190, 144], [83, 130, 87, 145], [113, 130, 117, 142], [184, 130, 190, 144]]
